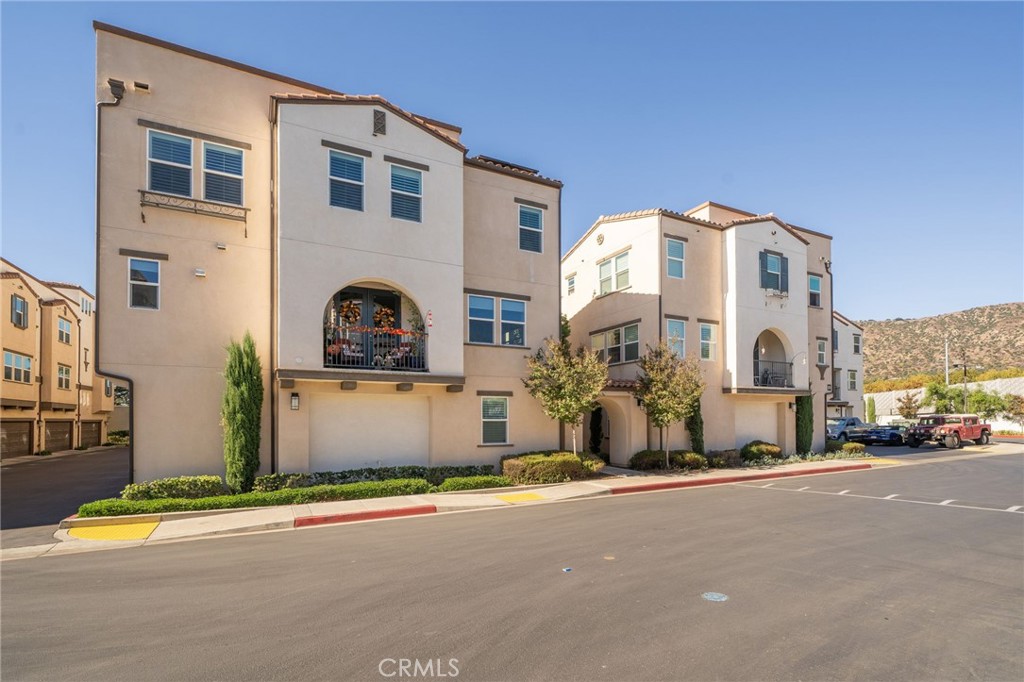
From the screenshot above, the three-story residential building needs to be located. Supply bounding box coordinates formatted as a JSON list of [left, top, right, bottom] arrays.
[[561, 202, 835, 462], [1, 259, 114, 456], [95, 23, 562, 481], [829, 311, 865, 419]]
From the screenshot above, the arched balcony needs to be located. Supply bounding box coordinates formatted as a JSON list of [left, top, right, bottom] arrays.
[[323, 284, 428, 371], [752, 330, 793, 388]]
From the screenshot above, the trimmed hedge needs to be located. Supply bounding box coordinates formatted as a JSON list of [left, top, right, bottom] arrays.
[[121, 475, 229, 501], [628, 450, 707, 471], [708, 449, 743, 469], [740, 440, 783, 462], [502, 452, 605, 485], [434, 475, 512, 492], [79, 479, 433, 518], [840, 442, 866, 454], [253, 465, 495, 492], [826, 439, 844, 453]]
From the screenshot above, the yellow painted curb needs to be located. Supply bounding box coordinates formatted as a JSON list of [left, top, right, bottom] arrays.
[[866, 458, 904, 466], [496, 492, 545, 504], [68, 521, 159, 541]]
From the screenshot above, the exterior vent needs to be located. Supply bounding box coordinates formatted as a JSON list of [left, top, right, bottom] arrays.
[[373, 110, 386, 135]]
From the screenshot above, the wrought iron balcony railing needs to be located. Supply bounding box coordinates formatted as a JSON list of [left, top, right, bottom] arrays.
[[753, 360, 794, 388], [325, 326, 427, 371]]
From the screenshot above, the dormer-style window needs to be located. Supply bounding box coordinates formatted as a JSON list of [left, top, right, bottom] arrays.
[[760, 251, 788, 292]]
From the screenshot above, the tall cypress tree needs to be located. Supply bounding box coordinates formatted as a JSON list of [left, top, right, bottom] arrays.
[[222, 332, 264, 493], [796, 395, 814, 454]]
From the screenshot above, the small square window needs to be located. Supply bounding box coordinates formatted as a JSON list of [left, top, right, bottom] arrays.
[[129, 258, 160, 310], [391, 165, 422, 222], [481, 397, 508, 444], [519, 206, 543, 253]]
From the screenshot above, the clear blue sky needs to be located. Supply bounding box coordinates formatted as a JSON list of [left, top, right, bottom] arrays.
[[2, 1, 1022, 321]]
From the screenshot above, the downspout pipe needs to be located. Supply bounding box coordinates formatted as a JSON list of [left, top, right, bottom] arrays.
[[95, 77, 137, 481], [823, 258, 834, 447], [269, 99, 278, 474]]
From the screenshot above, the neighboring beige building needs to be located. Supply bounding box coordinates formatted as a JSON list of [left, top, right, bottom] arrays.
[[561, 202, 836, 462], [1, 259, 114, 456], [95, 23, 562, 481], [830, 311, 864, 419]]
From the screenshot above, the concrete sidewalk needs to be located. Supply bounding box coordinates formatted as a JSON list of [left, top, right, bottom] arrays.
[[1, 457, 892, 561]]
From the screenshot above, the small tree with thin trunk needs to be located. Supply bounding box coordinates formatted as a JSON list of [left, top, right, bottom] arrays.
[[1003, 394, 1024, 433], [222, 332, 264, 493], [866, 396, 876, 423], [635, 342, 706, 468], [523, 337, 608, 456], [896, 392, 921, 420]]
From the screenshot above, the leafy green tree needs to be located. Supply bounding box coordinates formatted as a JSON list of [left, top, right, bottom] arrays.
[[1002, 394, 1024, 433], [523, 337, 608, 456], [866, 396, 876, 423], [222, 332, 264, 493], [795, 395, 814, 453], [685, 407, 705, 455], [968, 389, 1007, 421], [634, 342, 706, 468], [896, 392, 921, 420], [922, 382, 965, 414]]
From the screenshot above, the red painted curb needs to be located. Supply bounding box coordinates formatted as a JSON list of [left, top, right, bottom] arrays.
[[609, 463, 873, 495], [294, 504, 437, 528]]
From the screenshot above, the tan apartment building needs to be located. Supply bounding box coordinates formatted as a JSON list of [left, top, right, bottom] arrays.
[[1, 259, 114, 456], [95, 23, 562, 482], [561, 202, 837, 463], [829, 311, 865, 419]]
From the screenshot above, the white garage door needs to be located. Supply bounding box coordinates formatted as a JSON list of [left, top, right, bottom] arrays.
[[734, 402, 779, 447], [309, 394, 429, 472]]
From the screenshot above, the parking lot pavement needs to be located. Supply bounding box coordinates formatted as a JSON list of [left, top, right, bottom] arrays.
[[0, 447, 129, 549]]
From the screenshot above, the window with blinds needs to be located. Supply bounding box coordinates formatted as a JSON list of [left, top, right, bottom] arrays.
[[148, 131, 192, 197], [519, 206, 543, 253], [329, 151, 364, 211], [391, 165, 422, 222], [204, 143, 243, 205]]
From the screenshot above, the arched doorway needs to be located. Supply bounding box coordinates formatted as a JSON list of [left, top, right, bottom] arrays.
[[752, 330, 793, 388], [590, 398, 630, 466], [323, 283, 427, 371]]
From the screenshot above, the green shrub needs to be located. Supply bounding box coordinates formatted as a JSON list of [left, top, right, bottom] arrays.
[[222, 332, 264, 493], [825, 439, 844, 453], [740, 440, 783, 462], [673, 451, 707, 470], [121, 475, 229, 501], [502, 452, 604, 484], [252, 465, 495, 492], [78, 479, 433, 517], [434, 475, 513, 492], [628, 450, 667, 471], [796, 395, 814, 453], [685, 408, 705, 455], [841, 442, 866, 454], [708, 449, 743, 469]]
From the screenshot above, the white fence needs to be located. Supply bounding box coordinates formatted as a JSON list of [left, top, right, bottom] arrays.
[[865, 376, 1024, 432]]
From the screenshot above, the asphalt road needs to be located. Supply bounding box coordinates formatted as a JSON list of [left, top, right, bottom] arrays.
[[2, 448, 1021, 681], [0, 447, 129, 548]]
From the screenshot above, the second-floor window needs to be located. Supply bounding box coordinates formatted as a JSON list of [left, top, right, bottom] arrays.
[[699, 323, 717, 361], [567, 276, 575, 296], [808, 275, 822, 307], [58, 317, 72, 344], [599, 251, 629, 295], [853, 334, 862, 354], [759, 251, 788, 292], [848, 370, 857, 391], [591, 323, 639, 364], [391, 165, 422, 222], [666, 239, 685, 279], [667, 319, 685, 356], [817, 339, 827, 366], [58, 364, 71, 390], [129, 258, 160, 310], [3, 351, 31, 384], [329, 150, 364, 211], [203, 143, 244, 205], [148, 130, 192, 197], [11, 294, 27, 328], [467, 295, 526, 346], [518, 206, 543, 253]]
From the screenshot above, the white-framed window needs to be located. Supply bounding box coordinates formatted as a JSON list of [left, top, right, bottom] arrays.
[[329, 150, 364, 211], [567, 276, 575, 296], [809, 275, 822, 307], [519, 206, 543, 253], [667, 319, 685, 356], [129, 258, 160, 310], [598, 251, 629, 295], [591, 323, 639, 364], [148, 130, 192, 197], [666, 239, 685, 279], [853, 334, 862, 355], [699, 323, 717, 361], [848, 370, 857, 391], [58, 317, 72, 344], [759, 251, 788, 292], [467, 295, 526, 347], [57, 364, 71, 390], [10, 294, 27, 328], [390, 165, 422, 222], [817, 339, 827, 366], [481, 397, 509, 444], [203, 142, 244, 205], [3, 351, 31, 384]]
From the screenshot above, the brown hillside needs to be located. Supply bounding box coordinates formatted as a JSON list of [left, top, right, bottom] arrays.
[[857, 303, 1024, 381]]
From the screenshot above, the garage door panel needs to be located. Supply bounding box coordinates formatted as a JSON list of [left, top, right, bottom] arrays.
[[734, 403, 779, 448], [2, 422, 33, 458], [81, 422, 101, 448], [310, 394, 429, 472], [45, 421, 73, 452]]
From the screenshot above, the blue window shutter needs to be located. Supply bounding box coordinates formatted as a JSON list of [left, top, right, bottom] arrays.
[[780, 256, 789, 292], [759, 251, 768, 288]]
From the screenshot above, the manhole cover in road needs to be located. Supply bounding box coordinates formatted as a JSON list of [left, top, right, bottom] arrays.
[[702, 592, 729, 602]]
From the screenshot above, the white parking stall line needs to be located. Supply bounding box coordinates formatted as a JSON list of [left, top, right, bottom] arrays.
[[797, 487, 810, 491], [838, 490, 851, 495], [884, 494, 900, 499], [1006, 505, 1023, 512], [733, 483, 1024, 514], [939, 499, 956, 506]]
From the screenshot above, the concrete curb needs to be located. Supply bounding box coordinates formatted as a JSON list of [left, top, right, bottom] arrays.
[[607, 462, 874, 495], [294, 504, 437, 528]]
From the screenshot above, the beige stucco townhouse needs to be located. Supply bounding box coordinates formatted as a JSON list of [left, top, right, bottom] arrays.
[[95, 23, 562, 482], [561, 202, 840, 463], [829, 311, 865, 419]]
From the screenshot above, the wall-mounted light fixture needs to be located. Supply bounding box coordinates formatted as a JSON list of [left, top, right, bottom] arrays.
[[194, 268, 206, 278], [290, 393, 300, 410], [216, 242, 227, 251]]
